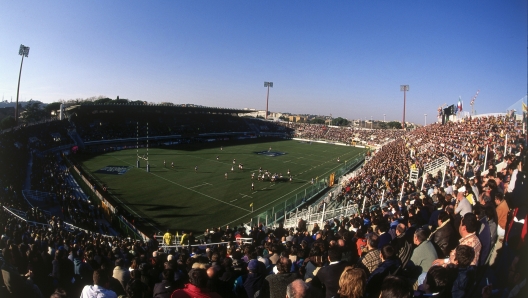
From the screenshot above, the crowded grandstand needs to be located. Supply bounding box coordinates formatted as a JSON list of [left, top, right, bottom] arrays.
[[0, 102, 527, 298]]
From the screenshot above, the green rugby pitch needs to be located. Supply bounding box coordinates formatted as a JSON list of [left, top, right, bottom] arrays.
[[75, 139, 365, 233]]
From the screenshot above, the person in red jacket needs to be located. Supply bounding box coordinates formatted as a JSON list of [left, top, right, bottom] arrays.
[[170, 268, 221, 298]]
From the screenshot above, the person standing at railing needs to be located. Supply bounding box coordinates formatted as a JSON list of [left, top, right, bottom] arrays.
[[163, 230, 173, 246], [180, 231, 189, 247]]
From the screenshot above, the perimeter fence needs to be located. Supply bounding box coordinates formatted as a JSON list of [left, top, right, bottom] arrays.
[[246, 154, 364, 227]]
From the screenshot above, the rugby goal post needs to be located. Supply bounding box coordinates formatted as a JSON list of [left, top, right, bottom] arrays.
[[136, 122, 150, 172]]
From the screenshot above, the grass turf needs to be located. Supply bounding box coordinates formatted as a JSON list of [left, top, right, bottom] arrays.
[[75, 139, 365, 233]]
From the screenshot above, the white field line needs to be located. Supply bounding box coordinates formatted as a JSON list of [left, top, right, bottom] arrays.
[[221, 152, 362, 227], [110, 156, 251, 212]]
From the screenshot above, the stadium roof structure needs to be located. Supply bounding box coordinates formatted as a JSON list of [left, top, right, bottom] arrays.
[[66, 103, 253, 117]]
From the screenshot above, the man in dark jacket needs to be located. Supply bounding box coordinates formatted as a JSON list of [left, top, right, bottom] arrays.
[[262, 257, 299, 298], [310, 248, 348, 298], [450, 245, 476, 298], [243, 259, 267, 298], [429, 211, 458, 258], [366, 245, 402, 297], [297, 218, 307, 233], [390, 223, 412, 267], [377, 221, 393, 249], [153, 269, 177, 298]]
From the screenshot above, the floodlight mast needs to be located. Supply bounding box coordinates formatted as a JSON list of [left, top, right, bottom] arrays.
[[400, 85, 409, 129], [16, 44, 30, 124], [264, 82, 273, 119]]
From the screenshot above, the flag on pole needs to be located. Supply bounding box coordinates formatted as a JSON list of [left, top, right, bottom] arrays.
[[249, 202, 253, 207], [457, 97, 463, 112], [470, 90, 479, 106], [523, 102, 527, 113]]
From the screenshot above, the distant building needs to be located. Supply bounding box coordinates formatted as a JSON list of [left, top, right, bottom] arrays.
[[242, 109, 283, 120], [288, 115, 307, 123]]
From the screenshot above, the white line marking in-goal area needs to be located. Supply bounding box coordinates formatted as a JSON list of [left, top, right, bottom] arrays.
[[189, 183, 207, 189], [110, 155, 250, 212], [239, 193, 252, 199], [148, 172, 250, 211]]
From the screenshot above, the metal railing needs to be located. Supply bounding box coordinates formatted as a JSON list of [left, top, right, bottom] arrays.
[[20, 190, 53, 218], [155, 237, 253, 252], [2, 206, 52, 230], [283, 203, 359, 229], [245, 155, 364, 228]]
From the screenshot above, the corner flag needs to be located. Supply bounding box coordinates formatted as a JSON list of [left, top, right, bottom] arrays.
[[250, 202, 253, 207]]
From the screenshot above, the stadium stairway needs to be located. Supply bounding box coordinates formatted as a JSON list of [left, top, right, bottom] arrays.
[[58, 164, 119, 234], [23, 151, 34, 190], [67, 128, 85, 150]]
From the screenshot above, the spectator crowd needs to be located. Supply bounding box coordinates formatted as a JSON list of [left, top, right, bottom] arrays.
[[0, 113, 526, 298]]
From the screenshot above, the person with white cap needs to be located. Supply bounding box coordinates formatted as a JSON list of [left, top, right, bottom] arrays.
[[455, 186, 472, 218]]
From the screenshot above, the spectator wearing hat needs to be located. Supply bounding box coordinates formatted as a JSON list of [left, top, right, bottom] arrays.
[[454, 186, 472, 219], [243, 259, 267, 298]]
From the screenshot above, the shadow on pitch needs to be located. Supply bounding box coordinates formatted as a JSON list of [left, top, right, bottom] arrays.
[[156, 213, 208, 219], [127, 203, 190, 212]]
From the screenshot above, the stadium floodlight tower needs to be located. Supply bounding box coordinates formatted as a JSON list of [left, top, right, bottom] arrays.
[[264, 81, 273, 119], [400, 85, 409, 129], [16, 44, 30, 125], [384, 114, 386, 122], [424, 114, 427, 126]]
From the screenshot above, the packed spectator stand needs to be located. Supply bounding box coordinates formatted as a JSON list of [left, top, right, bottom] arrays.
[[1, 112, 527, 297]]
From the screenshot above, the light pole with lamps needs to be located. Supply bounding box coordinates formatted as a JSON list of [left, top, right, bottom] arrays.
[[16, 44, 30, 124], [400, 85, 409, 129], [424, 114, 427, 126], [264, 82, 273, 119], [383, 114, 386, 122]]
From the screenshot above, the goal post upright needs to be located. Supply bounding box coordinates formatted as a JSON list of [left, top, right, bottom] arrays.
[[137, 121, 140, 168], [146, 122, 150, 172]]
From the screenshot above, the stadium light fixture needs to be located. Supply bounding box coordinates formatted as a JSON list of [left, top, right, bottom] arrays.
[[264, 81, 273, 119], [400, 85, 409, 129], [16, 44, 30, 124]]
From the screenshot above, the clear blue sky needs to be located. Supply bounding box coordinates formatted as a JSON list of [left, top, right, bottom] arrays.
[[1, 1, 526, 124]]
